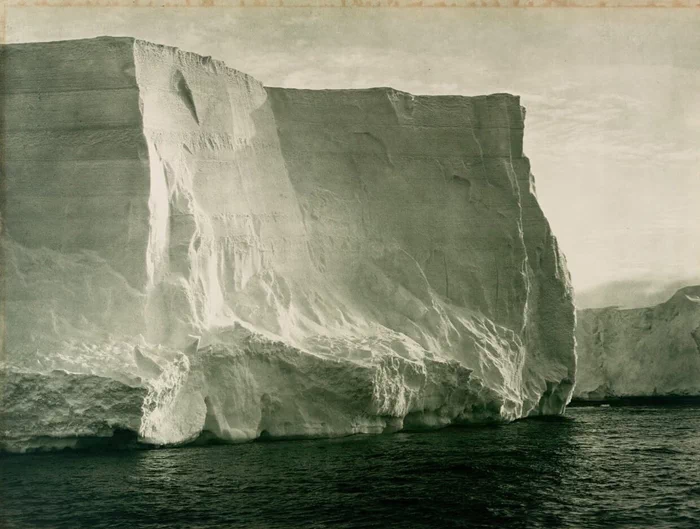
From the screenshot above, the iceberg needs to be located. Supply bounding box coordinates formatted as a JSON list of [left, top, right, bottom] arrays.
[[1, 37, 576, 452], [574, 286, 700, 400]]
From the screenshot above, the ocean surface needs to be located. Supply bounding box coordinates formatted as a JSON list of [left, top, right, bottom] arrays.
[[3, 406, 699, 529]]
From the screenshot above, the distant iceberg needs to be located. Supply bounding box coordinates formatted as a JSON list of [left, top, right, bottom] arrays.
[[575, 286, 700, 400]]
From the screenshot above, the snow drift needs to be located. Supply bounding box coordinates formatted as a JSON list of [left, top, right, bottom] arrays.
[[574, 286, 700, 400], [1, 37, 576, 452]]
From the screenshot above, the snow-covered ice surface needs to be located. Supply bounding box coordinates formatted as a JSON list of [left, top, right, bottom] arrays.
[[1, 37, 576, 452], [574, 286, 700, 400]]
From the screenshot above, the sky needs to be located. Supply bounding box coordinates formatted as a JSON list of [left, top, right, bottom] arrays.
[[6, 7, 700, 292]]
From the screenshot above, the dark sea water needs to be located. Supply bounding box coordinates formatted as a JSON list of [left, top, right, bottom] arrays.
[[3, 406, 700, 529]]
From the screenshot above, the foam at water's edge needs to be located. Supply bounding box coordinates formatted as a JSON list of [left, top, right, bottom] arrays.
[[1, 38, 576, 452]]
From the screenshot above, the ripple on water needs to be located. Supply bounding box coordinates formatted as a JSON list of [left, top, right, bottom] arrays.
[[2, 406, 700, 529]]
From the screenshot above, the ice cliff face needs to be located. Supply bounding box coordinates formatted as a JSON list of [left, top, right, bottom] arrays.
[[574, 286, 700, 400], [0, 37, 576, 452]]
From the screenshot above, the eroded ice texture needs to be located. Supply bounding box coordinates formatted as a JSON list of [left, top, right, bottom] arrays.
[[1, 37, 576, 452], [574, 286, 700, 400]]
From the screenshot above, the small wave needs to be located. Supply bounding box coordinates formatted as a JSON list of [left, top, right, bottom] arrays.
[[518, 414, 574, 423], [629, 446, 684, 455]]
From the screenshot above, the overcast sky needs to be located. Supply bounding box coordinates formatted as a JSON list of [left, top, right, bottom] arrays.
[[6, 7, 699, 291]]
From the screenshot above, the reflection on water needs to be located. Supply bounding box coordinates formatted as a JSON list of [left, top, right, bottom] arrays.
[[2, 406, 700, 528]]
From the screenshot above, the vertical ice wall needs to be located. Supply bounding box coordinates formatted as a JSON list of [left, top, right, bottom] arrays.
[[267, 89, 576, 415], [1, 37, 576, 451], [132, 40, 311, 348], [574, 286, 700, 399], [2, 39, 156, 450], [2, 38, 152, 364], [2, 38, 151, 288], [516, 157, 577, 413]]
